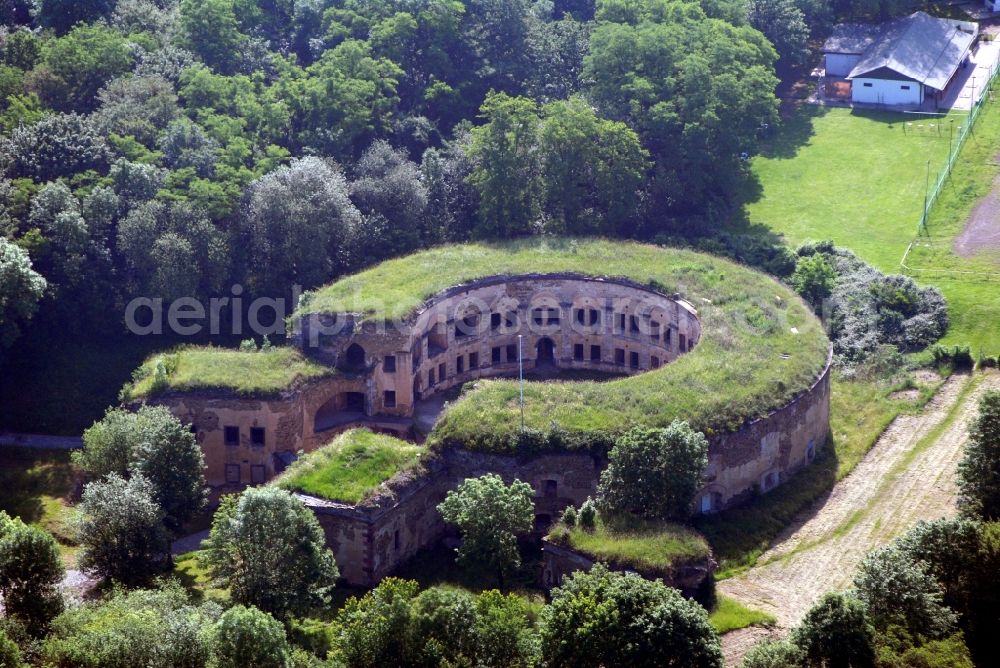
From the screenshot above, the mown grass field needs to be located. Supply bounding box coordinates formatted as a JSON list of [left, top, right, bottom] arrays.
[[743, 104, 998, 352]]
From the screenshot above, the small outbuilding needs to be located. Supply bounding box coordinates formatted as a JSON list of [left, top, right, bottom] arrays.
[[823, 11, 978, 106]]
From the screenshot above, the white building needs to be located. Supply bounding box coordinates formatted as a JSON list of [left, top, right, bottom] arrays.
[[823, 12, 978, 107]]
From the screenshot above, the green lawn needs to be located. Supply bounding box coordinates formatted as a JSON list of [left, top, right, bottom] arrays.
[[548, 514, 711, 575], [743, 102, 999, 353], [125, 345, 335, 400], [0, 446, 80, 566], [274, 429, 425, 504], [709, 595, 776, 635]]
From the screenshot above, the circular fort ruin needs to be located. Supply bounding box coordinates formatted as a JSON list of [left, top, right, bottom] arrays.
[[132, 239, 832, 585]]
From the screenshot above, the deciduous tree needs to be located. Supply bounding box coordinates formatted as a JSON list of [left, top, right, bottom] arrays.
[[0, 237, 46, 348], [201, 487, 339, 617], [540, 564, 723, 667], [958, 390, 1000, 520], [0, 512, 64, 633], [437, 473, 534, 587], [597, 422, 708, 521]]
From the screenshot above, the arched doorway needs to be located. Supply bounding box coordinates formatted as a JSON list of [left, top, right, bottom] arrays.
[[340, 343, 366, 372], [314, 391, 367, 432], [536, 337, 555, 364]]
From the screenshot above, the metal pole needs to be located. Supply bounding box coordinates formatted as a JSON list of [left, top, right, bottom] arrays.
[[518, 334, 524, 432], [922, 159, 931, 234]]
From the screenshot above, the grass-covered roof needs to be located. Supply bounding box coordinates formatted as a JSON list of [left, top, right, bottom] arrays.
[[274, 429, 424, 504], [330, 239, 830, 450], [548, 514, 711, 574], [125, 346, 334, 400]]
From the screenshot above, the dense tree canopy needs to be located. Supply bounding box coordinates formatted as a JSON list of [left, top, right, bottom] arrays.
[[437, 474, 535, 587], [78, 405, 207, 532], [201, 487, 339, 617], [540, 564, 723, 667], [597, 422, 709, 521], [959, 390, 1000, 520], [0, 236, 46, 347]]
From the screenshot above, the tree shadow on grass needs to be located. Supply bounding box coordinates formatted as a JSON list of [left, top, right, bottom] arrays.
[[0, 446, 74, 525]]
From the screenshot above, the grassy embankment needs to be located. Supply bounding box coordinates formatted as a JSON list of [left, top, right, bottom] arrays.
[[744, 104, 999, 353], [275, 428, 425, 505]]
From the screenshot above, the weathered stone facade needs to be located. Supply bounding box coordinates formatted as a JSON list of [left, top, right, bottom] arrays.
[[143, 272, 831, 586]]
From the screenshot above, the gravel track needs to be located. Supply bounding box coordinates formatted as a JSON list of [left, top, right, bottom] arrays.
[[719, 372, 999, 666]]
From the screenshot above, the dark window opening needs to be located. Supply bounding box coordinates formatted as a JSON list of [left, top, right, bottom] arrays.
[[651, 356, 660, 369], [615, 348, 625, 366], [383, 355, 396, 373], [492, 346, 501, 364], [429, 369, 436, 386], [629, 351, 639, 369], [504, 311, 517, 329], [629, 315, 640, 334], [438, 362, 447, 382], [224, 426, 240, 447], [615, 313, 626, 333], [225, 464, 241, 483], [456, 355, 465, 374], [532, 307, 560, 326], [543, 480, 558, 497], [345, 392, 365, 412], [469, 352, 479, 369], [536, 337, 555, 363], [342, 342, 366, 371], [573, 343, 584, 361], [863, 82, 873, 87], [251, 465, 266, 485], [900, 85, 910, 90], [250, 427, 265, 447], [506, 343, 517, 363], [491, 312, 502, 330], [589, 309, 600, 326], [384, 390, 396, 408], [591, 345, 601, 361], [651, 321, 660, 341], [456, 313, 479, 338], [679, 334, 687, 351], [665, 328, 672, 345], [575, 308, 586, 325]]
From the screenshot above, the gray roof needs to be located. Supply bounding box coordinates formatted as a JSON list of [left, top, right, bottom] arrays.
[[823, 23, 884, 55], [826, 12, 978, 91]]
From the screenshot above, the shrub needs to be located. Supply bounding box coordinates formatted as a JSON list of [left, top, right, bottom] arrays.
[[738, 639, 803, 668], [579, 498, 597, 530], [201, 487, 339, 617], [0, 514, 64, 634], [597, 422, 708, 521], [42, 584, 219, 667], [0, 625, 23, 668], [214, 605, 290, 668], [560, 504, 577, 527], [792, 592, 875, 668], [540, 565, 723, 667]]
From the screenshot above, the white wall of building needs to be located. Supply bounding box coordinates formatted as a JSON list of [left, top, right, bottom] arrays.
[[851, 77, 923, 105], [826, 53, 862, 77]]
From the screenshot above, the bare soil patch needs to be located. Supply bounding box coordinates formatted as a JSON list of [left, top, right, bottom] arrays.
[[954, 175, 1000, 259], [718, 372, 1000, 666], [914, 369, 943, 384], [889, 388, 921, 401]]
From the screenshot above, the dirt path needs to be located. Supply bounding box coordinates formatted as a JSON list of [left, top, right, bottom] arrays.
[[954, 174, 1000, 260], [719, 372, 999, 666]]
